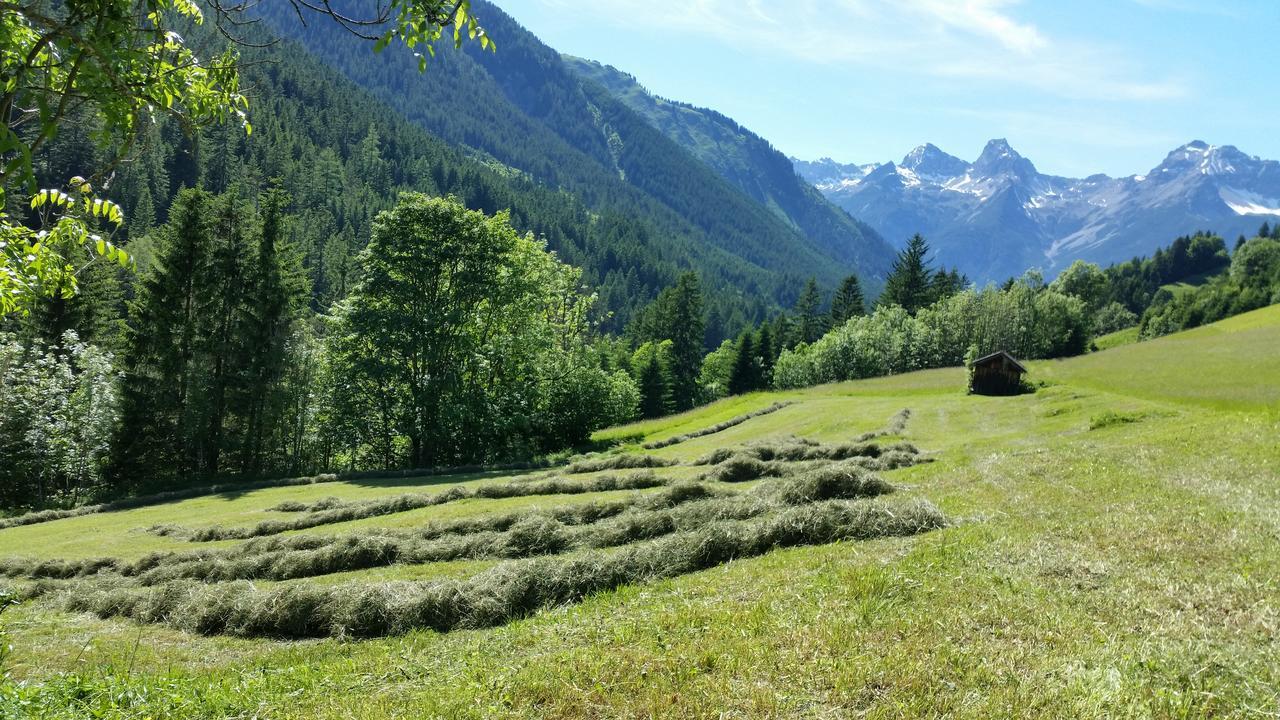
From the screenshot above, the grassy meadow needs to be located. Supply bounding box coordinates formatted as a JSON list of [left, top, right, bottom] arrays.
[[2, 306, 1279, 717]]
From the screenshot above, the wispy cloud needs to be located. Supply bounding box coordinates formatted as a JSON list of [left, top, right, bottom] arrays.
[[540, 0, 1188, 102]]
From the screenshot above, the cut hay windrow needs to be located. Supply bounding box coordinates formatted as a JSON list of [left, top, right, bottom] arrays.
[[61, 497, 947, 638], [641, 401, 796, 450], [149, 471, 670, 543], [11, 467, 896, 586], [137, 468, 890, 584], [562, 454, 678, 474], [856, 408, 912, 441], [696, 439, 920, 466]]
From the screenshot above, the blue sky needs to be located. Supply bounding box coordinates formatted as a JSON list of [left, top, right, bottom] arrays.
[[496, 0, 1279, 178]]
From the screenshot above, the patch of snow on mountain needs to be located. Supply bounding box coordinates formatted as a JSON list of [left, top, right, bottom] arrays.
[[942, 173, 993, 200], [1220, 187, 1280, 216]]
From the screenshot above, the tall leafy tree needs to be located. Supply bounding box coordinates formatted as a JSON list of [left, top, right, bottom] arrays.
[[830, 274, 866, 325], [328, 195, 517, 467]]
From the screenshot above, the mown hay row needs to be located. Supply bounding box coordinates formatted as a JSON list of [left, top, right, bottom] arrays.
[[696, 439, 919, 466], [61, 497, 947, 638], [641, 401, 796, 450], [0, 484, 702, 582], [20, 466, 895, 586], [563, 454, 678, 474], [150, 471, 670, 543], [855, 408, 912, 441]]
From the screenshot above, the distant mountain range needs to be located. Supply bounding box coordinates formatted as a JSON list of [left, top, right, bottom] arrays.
[[795, 140, 1280, 282]]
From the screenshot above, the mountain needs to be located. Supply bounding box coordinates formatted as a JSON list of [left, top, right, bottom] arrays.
[[796, 139, 1280, 282], [560, 56, 893, 284], [253, 1, 895, 332]]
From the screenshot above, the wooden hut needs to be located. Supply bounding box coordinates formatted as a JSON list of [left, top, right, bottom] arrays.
[[969, 350, 1029, 395]]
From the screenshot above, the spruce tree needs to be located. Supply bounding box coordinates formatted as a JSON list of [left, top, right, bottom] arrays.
[[727, 331, 757, 395], [663, 272, 705, 411], [880, 234, 935, 315], [755, 323, 775, 387], [114, 189, 213, 487], [638, 353, 670, 418], [829, 274, 866, 325], [236, 188, 306, 476], [1260, 222, 1272, 240], [795, 277, 826, 344], [199, 193, 253, 476]]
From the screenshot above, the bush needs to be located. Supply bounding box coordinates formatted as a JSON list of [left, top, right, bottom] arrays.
[[1093, 302, 1139, 335]]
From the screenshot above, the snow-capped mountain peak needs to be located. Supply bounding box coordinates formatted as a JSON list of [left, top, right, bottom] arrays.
[[794, 140, 1280, 283], [900, 143, 968, 181]]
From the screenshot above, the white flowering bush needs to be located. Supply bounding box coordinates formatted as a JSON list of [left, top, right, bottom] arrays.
[[0, 332, 120, 507]]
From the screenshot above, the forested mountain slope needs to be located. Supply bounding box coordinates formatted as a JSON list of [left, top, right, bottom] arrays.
[[561, 56, 893, 286], [28, 14, 855, 340], [252, 1, 892, 307]]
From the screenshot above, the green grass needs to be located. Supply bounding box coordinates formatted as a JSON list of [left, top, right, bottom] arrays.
[[1092, 324, 1139, 351], [3, 306, 1280, 717]]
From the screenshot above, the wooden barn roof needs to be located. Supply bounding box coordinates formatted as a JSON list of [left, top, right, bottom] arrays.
[[972, 350, 1028, 373]]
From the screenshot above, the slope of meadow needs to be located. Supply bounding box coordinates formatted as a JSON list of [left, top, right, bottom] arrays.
[[1, 307, 1278, 717]]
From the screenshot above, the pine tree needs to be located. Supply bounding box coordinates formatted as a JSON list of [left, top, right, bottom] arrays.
[[829, 274, 866, 325], [755, 323, 775, 387], [198, 193, 253, 476], [638, 353, 670, 418], [114, 189, 213, 487], [132, 186, 156, 238], [236, 188, 306, 476], [930, 267, 968, 301], [1260, 222, 1272, 240], [795, 277, 826, 344], [727, 331, 757, 395], [662, 272, 705, 411], [880, 234, 935, 314]]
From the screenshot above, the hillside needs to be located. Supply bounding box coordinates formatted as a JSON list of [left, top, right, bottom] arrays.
[[797, 139, 1280, 283], [561, 55, 893, 288], [251, 1, 895, 306], [4, 306, 1279, 716]]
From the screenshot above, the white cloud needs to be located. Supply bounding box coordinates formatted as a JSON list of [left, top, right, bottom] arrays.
[[540, 0, 1188, 102]]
